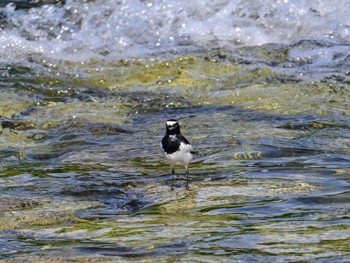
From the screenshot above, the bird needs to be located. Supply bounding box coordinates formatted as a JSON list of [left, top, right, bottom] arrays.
[[161, 119, 193, 190]]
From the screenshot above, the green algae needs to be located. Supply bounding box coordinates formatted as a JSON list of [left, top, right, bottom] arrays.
[[0, 199, 101, 230], [60, 53, 348, 116], [1, 51, 349, 130], [28, 100, 129, 128], [103, 56, 240, 89]]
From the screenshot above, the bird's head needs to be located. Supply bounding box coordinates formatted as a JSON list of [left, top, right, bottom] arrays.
[[166, 119, 180, 134]]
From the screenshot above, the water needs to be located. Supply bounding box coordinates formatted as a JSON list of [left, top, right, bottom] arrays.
[[1, 0, 350, 262], [2, 0, 350, 62]]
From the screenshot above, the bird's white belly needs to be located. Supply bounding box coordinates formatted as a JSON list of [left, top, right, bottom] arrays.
[[163, 142, 193, 167]]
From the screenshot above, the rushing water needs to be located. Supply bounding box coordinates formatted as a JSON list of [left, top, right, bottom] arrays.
[[1, 0, 350, 262]]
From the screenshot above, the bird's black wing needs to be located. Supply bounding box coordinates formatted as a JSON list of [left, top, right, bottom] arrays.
[[178, 134, 190, 145], [161, 135, 181, 154]]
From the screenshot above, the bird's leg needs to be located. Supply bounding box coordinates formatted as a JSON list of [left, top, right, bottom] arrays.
[[185, 166, 190, 190], [171, 167, 175, 190]]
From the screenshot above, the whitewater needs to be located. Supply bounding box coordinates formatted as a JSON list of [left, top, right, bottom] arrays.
[[1, 0, 350, 63]]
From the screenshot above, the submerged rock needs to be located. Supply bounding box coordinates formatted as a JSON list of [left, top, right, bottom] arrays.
[[0, 197, 40, 211], [0, 198, 102, 230]]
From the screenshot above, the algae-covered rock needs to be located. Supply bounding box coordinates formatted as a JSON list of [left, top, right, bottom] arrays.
[[0, 198, 102, 230], [0, 92, 33, 119], [0, 197, 40, 211], [0, 255, 123, 263]]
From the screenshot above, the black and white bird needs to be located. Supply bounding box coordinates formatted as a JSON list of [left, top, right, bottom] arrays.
[[161, 119, 193, 190]]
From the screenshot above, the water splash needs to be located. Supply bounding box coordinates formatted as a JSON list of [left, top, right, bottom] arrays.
[[1, 0, 350, 64]]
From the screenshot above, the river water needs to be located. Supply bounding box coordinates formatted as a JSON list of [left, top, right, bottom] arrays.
[[1, 0, 350, 262]]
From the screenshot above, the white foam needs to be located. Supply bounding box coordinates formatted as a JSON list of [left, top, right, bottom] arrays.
[[2, 0, 350, 64]]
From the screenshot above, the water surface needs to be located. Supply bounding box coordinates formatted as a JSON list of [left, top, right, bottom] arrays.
[[1, 0, 350, 262]]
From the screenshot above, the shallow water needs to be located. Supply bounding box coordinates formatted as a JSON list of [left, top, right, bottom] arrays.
[[1, 0, 350, 262]]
